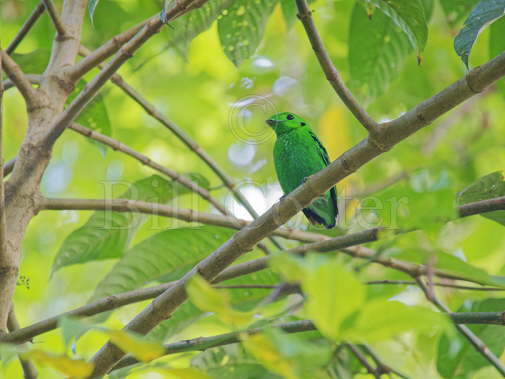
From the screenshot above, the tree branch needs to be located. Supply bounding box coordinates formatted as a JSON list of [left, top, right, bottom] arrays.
[[366, 280, 505, 291], [343, 343, 378, 378], [42, 0, 66, 37], [108, 312, 500, 373], [458, 196, 505, 217], [415, 278, 505, 376], [295, 0, 378, 134], [449, 311, 505, 325], [0, 51, 11, 334], [3, 234, 502, 345], [68, 123, 228, 214], [361, 345, 409, 379], [7, 310, 38, 379], [2, 75, 42, 92], [78, 44, 283, 250], [0, 51, 40, 111], [111, 320, 316, 372], [67, 23, 147, 81], [6, 2, 46, 55], [2, 158, 16, 178], [66, 0, 208, 81], [40, 197, 329, 243]]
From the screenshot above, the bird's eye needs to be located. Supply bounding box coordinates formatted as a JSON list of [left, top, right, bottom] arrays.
[[286, 114, 294, 120], [300, 122, 306, 126]]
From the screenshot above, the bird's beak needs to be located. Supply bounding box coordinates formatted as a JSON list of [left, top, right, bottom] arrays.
[[266, 119, 275, 127]]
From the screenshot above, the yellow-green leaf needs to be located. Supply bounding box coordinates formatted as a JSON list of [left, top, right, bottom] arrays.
[[242, 333, 299, 379], [147, 367, 212, 379], [301, 257, 366, 340], [269, 253, 306, 283], [186, 275, 254, 327], [343, 300, 449, 342], [104, 330, 165, 362], [22, 349, 94, 378]]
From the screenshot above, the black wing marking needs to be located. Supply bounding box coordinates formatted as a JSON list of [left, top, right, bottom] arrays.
[[308, 130, 338, 219], [308, 130, 331, 166]]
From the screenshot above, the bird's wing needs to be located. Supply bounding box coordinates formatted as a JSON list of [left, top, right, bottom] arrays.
[[308, 130, 338, 216], [307, 130, 331, 166]]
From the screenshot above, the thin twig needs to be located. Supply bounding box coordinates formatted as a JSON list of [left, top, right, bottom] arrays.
[[213, 284, 277, 290], [42, 0, 66, 37], [362, 345, 410, 379], [295, 0, 378, 133], [3, 158, 16, 178], [6, 2, 46, 54], [366, 280, 505, 291], [78, 44, 283, 251], [0, 52, 7, 330], [111, 320, 316, 371], [415, 278, 505, 376], [2, 75, 42, 92], [344, 343, 378, 378], [7, 310, 38, 379], [67, 22, 147, 81], [68, 123, 227, 214], [40, 197, 329, 243], [458, 196, 505, 217], [0, 51, 40, 111], [2, 236, 502, 345]]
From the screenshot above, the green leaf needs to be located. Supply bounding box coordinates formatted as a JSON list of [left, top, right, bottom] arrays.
[[360, 0, 428, 52], [88, 226, 234, 305], [104, 329, 165, 362], [218, 0, 277, 66], [490, 15, 505, 58], [280, 0, 297, 29], [68, 80, 111, 154], [58, 317, 94, 347], [422, 0, 435, 22], [454, 0, 505, 68], [52, 175, 187, 274], [22, 350, 94, 378], [166, 0, 235, 56], [358, 169, 457, 231], [302, 255, 366, 340], [187, 275, 255, 327], [457, 171, 505, 226], [343, 300, 449, 343], [437, 298, 505, 377], [242, 330, 331, 379], [440, 0, 481, 26], [269, 253, 307, 283], [88, 0, 101, 23], [11, 49, 51, 74], [349, 2, 413, 98]]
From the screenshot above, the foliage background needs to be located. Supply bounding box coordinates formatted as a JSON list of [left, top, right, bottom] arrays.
[[1, 0, 505, 377]]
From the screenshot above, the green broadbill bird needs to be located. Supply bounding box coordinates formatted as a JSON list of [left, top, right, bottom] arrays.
[[266, 112, 338, 229]]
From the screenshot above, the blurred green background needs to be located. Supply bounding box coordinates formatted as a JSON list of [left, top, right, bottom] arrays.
[[2, 0, 505, 377]]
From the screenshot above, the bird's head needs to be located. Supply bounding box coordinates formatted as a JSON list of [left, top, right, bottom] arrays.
[[266, 112, 308, 136]]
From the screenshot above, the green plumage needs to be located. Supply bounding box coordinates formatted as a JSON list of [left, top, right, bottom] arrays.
[[266, 112, 338, 229]]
